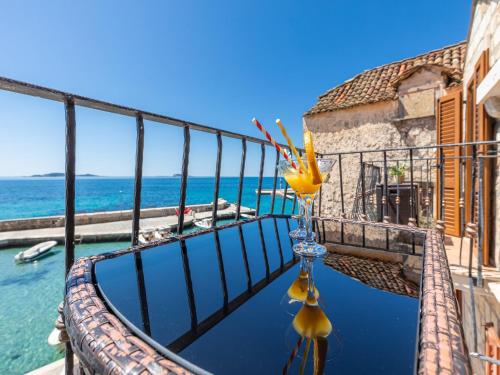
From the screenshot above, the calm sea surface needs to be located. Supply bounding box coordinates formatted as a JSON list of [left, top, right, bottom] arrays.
[[0, 176, 292, 220], [0, 176, 295, 374]]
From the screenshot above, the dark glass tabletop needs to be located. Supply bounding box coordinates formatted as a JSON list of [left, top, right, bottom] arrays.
[[95, 217, 418, 374]]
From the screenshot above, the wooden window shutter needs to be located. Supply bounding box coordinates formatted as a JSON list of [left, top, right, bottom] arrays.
[[464, 49, 491, 265], [436, 89, 462, 236], [486, 324, 500, 375]]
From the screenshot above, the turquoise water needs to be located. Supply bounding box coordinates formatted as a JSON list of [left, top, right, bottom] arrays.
[[0, 176, 292, 220], [0, 242, 130, 375], [0, 177, 296, 374]]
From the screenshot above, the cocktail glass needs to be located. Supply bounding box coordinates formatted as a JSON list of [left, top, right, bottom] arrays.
[[280, 158, 335, 258]]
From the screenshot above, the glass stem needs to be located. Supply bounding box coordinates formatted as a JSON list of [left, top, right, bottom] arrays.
[[296, 200, 305, 232], [303, 257, 315, 299], [303, 195, 316, 246]]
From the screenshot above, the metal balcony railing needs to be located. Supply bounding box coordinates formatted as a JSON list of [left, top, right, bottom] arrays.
[[2, 75, 500, 373]]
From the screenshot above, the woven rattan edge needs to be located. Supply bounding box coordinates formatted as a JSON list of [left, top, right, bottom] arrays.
[[64, 255, 194, 375], [62, 217, 472, 374]]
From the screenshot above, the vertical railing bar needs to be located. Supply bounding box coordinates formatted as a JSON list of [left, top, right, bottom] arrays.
[[177, 126, 191, 235], [468, 145, 477, 279], [383, 151, 389, 250], [360, 153, 366, 247], [459, 153, 465, 265], [211, 131, 223, 227], [281, 182, 289, 214], [291, 191, 297, 214], [130, 113, 151, 336], [338, 154, 345, 244], [409, 149, 415, 254], [236, 138, 247, 220], [258, 220, 270, 278], [273, 218, 284, 268], [256, 144, 265, 216], [180, 239, 198, 329], [409, 149, 415, 221], [213, 230, 229, 306], [238, 226, 252, 291], [270, 149, 280, 214], [396, 161, 401, 225], [439, 147, 445, 221], [132, 113, 144, 246], [64, 96, 76, 375], [133, 253, 151, 335], [285, 218, 294, 248], [477, 156, 484, 286]]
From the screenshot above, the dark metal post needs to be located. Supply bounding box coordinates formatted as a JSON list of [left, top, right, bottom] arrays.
[[238, 226, 252, 291], [180, 240, 198, 329], [383, 151, 389, 219], [258, 220, 270, 278], [177, 126, 191, 235], [439, 148, 445, 221], [270, 149, 279, 214], [339, 154, 345, 244], [360, 153, 366, 247], [256, 144, 265, 216], [409, 149, 415, 223], [64, 96, 76, 375], [214, 230, 229, 306], [477, 157, 484, 287], [132, 113, 144, 246], [409, 149, 416, 254], [212, 132, 223, 227], [130, 114, 151, 336], [383, 151, 389, 250], [281, 182, 289, 214], [273, 218, 284, 268], [468, 145, 477, 279], [236, 138, 247, 220]]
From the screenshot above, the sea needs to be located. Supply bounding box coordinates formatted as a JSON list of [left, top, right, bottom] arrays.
[[0, 176, 292, 220], [0, 176, 295, 374]]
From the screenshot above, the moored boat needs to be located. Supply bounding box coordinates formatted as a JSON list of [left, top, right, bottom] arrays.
[[194, 218, 212, 229], [14, 240, 58, 263]]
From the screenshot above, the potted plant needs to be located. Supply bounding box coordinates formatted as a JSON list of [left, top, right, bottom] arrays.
[[389, 163, 407, 184]]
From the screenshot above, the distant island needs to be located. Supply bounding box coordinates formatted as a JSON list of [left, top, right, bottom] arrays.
[[30, 173, 100, 177]]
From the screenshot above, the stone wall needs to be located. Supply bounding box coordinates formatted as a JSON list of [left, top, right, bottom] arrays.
[[303, 67, 450, 221], [303, 100, 436, 218], [463, 0, 500, 87]]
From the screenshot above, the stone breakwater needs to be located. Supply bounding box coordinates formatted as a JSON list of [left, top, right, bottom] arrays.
[[0, 199, 229, 232]]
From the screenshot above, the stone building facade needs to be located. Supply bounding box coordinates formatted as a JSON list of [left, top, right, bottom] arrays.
[[303, 43, 466, 219]]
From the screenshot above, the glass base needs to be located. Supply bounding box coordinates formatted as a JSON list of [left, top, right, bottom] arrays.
[[289, 227, 306, 241], [293, 242, 327, 258]]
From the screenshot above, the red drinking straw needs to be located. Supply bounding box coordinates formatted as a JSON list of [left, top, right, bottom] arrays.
[[252, 118, 299, 171]]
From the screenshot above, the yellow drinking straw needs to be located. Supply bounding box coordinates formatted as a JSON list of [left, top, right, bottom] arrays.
[[276, 119, 307, 173]]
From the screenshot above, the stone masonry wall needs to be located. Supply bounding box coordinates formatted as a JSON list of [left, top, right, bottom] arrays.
[[303, 100, 436, 219]]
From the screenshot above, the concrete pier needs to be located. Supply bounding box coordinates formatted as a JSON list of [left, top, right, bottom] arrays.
[[0, 201, 255, 248]]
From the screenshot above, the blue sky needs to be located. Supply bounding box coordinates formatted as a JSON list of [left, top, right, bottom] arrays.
[[0, 0, 470, 177]]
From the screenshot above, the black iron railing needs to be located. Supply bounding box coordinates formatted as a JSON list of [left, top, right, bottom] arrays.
[[0, 76, 305, 374], [316, 139, 500, 284]]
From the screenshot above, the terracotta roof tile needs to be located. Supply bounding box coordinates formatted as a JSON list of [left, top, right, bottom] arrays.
[[306, 42, 466, 115], [323, 252, 419, 297]]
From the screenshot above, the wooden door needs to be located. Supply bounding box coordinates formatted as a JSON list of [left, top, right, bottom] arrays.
[[465, 49, 491, 266], [436, 89, 462, 236]]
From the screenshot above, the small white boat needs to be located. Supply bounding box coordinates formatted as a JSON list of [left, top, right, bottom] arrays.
[[138, 230, 156, 245], [153, 226, 172, 241], [194, 218, 212, 229], [240, 213, 254, 220], [15, 240, 57, 263]]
